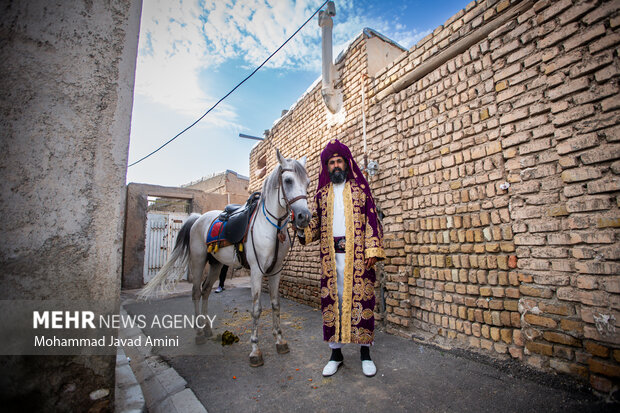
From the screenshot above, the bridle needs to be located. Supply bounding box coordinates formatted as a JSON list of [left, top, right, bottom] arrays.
[[251, 165, 308, 276]]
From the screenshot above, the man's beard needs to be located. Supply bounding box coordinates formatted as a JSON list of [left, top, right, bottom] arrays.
[[329, 167, 347, 184]]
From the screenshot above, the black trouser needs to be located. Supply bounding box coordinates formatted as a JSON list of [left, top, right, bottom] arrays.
[[218, 265, 229, 288]]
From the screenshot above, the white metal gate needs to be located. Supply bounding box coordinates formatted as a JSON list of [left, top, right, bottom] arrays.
[[143, 212, 188, 284]]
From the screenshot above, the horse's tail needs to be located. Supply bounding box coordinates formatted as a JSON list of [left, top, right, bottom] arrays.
[[138, 213, 201, 300]]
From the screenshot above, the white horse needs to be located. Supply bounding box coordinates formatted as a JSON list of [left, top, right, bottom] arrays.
[[140, 149, 310, 366]]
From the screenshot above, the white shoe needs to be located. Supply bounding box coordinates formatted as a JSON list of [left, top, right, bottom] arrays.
[[322, 360, 343, 377], [362, 360, 376, 377]]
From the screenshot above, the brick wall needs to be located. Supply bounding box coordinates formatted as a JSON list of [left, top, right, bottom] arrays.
[[249, 0, 619, 394], [184, 170, 250, 205]]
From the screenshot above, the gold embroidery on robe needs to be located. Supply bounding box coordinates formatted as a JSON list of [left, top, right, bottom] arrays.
[[341, 181, 355, 343], [325, 184, 340, 341], [304, 179, 385, 344]]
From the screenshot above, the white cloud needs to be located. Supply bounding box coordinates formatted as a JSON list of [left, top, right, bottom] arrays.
[[201, 0, 323, 70], [134, 0, 430, 121], [134, 0, 241, 128], [198, 0, 429, 70]]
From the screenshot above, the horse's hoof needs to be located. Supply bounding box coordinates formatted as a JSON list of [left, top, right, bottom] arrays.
[[276, 343, 290, 354], [195, 335, 207, 345], [249, 354, 264, 367]]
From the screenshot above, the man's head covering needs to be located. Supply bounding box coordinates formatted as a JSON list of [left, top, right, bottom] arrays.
[[317, 139, 374, 203]]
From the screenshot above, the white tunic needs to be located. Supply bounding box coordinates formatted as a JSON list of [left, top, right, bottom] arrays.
[[332, 182, 346, 237], [332, 182, 346, 313]]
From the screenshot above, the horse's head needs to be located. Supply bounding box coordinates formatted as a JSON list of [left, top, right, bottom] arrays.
[[276, 149, 311, 229]]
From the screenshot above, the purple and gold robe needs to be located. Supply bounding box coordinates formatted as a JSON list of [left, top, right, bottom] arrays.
[[303, 179, 385, 344]]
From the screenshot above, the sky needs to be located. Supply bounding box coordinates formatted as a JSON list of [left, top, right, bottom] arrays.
[[127, 0, 470, 187]]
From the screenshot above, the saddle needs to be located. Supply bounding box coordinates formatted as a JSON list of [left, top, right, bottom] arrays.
[[206, 192, 261, 255]]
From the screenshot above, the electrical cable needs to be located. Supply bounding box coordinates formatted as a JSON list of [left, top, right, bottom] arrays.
[[128, 0, 330, 167]]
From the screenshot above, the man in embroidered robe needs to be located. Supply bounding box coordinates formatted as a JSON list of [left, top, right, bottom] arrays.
[[298, 139, 385, 377]]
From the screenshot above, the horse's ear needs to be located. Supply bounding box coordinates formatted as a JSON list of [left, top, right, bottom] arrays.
[[276, 148, 286, 165], [298, 156, 307, 168]]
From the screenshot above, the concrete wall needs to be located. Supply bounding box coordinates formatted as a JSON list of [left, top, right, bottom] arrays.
[[0, 0, 142, 410], [250, 0, 620, 396], [122, 183, 228, 289]]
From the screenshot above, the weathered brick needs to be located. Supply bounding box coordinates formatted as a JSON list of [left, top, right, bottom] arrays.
[[575, 261, 620, 275], [497, 84, 526, 103], [538, 22, 578, 49], [602, 95, 620, 112], [558, 156, 578, 168], [557, 287, 609, 306], [493, 63, 522, 82], [519, 138, 551, 155], [561, 167, 602, 183], [516, 114, 549, 132], [582, 231, 616, 244], [551, 359, 589, 378], [564, 23, 607, 51], [526, 341, 553, 356], [588, 178, 620, 194], [547, 233, 582, 245], [604, 125, 620, 142], [556, 133, 598, 155], [580, 145, 620, 164], [499, 107, 529, 125], [548, 77, 589, 101], [502, 131, 531, 148], [539, 302, 573, 316], [569, 51, 613, 79], [585, 341, 610, 358], [560, 319, 584, 334], [491, 39, 521, 61], [590, 375, 613, 393], [537, 0, 572, 24], [573, 83, 618, 106], [588, 358, 620, 378], [519, 285, 553, 298], [514, 234, 546, 246], [595, 64, 620, 82], [565, 184, 586, 197], [552, 104, 595, 127], [520, 258, 550, 271], [530, 246, 569, 259], [527, 220, 561, 233], [543, 331, 581, 347], [583, 1, 620, 26], [548, 205, 569, 217], [577, 275, 598, 290], [590, 32, 620, 55], [558, 0, 598, 25], [566, 196, 611, 213], [520, 163, 557, 180]]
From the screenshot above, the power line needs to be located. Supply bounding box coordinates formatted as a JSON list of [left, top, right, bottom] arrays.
[[128, 0, 330, 168]]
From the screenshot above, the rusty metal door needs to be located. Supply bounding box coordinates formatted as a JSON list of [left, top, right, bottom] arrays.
[[143, 212, 188, 283]]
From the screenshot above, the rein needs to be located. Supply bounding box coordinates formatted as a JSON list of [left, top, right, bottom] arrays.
[[262, 197, 289, 230], [250, 166, 306, 276]]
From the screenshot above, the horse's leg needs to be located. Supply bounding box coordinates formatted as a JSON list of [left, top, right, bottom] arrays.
[[200, 261, 221, 339], [249, 268, 264, 367], [190, 249, 208, 344], [268, 273, 289, 354]]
